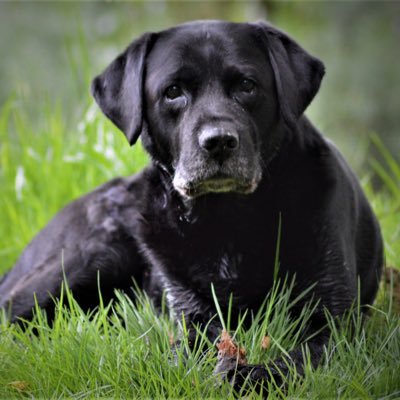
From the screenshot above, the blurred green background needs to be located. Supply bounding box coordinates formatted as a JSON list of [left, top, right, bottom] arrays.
[[0, 1, 399, 172]]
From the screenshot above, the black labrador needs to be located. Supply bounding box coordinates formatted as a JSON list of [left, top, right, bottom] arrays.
[[0, 20, 383, 389]]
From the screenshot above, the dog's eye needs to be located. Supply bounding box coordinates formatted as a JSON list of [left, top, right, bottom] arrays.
[[165, 85, 183, 100], [238, 79, 255, 93]]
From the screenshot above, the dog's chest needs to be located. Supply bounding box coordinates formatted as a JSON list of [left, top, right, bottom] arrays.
[[142, 196, 279, 308], [150, 232, 276, 308], [203, 245, 273, 299], [216, 250, 241, 280]]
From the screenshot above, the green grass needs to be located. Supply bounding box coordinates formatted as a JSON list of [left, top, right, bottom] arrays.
[[0, 99, 399, 398], [0, 98, 148, 269]]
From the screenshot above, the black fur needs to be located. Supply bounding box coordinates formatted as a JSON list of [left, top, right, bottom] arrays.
[[0, 20, 383, 390]]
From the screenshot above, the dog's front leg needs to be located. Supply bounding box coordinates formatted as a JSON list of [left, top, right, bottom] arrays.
[[226, 300, 338, 396], [162, 278, 222, 354], [228, 328, 329, 395]]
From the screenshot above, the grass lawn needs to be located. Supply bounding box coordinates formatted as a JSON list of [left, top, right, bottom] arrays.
[[0, 99, 399, 399]]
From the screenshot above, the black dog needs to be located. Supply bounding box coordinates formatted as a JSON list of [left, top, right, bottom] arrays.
[[0, 20, 383, 389]]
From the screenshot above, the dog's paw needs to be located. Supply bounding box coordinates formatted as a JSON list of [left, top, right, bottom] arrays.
[[227, 364, 267, 394], [226, 363, 284, 396]]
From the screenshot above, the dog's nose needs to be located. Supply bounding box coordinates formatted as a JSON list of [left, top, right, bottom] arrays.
[[199, 127, 239, 159]]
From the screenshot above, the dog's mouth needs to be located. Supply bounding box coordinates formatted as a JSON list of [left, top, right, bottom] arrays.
[[173, 174, 261, 198], [172, 151, 263, 199]]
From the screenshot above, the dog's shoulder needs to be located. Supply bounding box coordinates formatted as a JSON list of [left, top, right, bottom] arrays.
[[293, 118, 356, 185], [288, 118, 374, 231], [274, 117, 366, 221]]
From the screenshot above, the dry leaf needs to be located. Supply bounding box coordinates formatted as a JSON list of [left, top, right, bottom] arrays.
[[214, 330, 247, 378], [217, 330, 247, 364], [168, 331, 175, 346], [384, 267, 400, 312], [7, 381, 30, 392], [261, 336, 271, 350]]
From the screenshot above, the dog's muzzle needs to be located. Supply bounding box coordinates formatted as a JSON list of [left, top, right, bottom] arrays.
[[172, 125, 262, 198]]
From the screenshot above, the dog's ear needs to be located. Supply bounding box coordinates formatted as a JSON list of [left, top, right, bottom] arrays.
[[91, 32, 155, 145], [253, 22, 325, 128]]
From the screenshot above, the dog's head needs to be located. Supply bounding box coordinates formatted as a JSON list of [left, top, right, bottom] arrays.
[[92, 21, 324, 198]]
